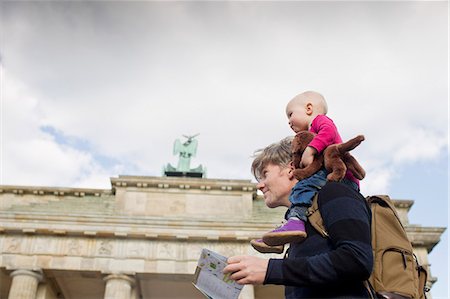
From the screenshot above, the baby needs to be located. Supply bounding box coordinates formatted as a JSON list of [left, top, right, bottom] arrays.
[[251, 91, 361, 253]]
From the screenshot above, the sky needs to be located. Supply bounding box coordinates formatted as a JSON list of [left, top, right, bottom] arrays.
[[0, 1, 448, 297]]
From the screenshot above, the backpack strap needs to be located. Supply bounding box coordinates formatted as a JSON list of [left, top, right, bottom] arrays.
[[307, 193, 329, 238], [363, 281, 377, 299], [416, 256, 429, 299], [366, 195, 405, 230]]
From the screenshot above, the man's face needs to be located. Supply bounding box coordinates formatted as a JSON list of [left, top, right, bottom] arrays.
[[256, 163, 294, 208]]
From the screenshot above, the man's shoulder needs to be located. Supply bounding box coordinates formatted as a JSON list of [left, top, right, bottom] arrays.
[[316, 182, 370, 229], [317, 182, 365, 207]]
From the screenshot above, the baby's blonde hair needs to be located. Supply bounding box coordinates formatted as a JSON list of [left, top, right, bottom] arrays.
[[292, 90, 328, 114]]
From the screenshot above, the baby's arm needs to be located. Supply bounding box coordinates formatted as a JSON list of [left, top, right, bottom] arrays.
[[300, 146, 317, 168], [301, 115, 338, 167], [308, 115, 339, 154]]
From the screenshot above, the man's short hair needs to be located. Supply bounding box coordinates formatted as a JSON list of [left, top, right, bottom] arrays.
[[251, 136, 293, 180]]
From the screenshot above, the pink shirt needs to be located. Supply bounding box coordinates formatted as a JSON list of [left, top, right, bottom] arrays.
[[308, 115, 342, 153], [309, 115, 359, 186]]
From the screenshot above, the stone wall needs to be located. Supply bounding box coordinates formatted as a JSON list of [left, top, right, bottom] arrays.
[[0, 175, 445, 299]]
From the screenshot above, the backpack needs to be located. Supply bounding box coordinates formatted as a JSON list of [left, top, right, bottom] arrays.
[[307, 194, 429, 299]]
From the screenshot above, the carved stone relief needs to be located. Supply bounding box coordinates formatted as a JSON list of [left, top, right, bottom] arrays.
[[97, 240, 113, 256], [4, 236, 22, 252], [67, 239, 82, 256]]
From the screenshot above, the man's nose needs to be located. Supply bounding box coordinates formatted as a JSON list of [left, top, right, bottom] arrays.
[[256, 181, 264, 190]]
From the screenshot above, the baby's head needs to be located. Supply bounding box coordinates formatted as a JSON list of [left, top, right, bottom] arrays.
[[285, 90, 328, 133]]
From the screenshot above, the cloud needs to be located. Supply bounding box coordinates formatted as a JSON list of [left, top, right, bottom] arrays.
[[1, 67, 116, 187], [0, 1, 447, 195], [360, 166, 397, 196], [391, 128, 447, 165]]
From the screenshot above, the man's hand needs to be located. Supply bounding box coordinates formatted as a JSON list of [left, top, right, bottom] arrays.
[[301, 146, 317, 168], [223, 255, 269, 285]]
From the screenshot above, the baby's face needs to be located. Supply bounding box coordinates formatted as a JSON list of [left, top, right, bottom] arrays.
[[286, 101, 309, 133]]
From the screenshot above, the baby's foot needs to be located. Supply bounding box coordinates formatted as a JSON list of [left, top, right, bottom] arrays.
[[250, 239, 284, 254], [262, 219, 307, 246]]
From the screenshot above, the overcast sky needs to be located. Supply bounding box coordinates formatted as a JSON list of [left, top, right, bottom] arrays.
[[0, 1, 448, 297]]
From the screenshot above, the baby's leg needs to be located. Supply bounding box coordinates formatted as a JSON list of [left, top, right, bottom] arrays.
[[263, 169, 327, 246]]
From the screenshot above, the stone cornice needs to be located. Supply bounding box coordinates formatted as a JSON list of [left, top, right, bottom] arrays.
[[0, 175, 257, 196], [0, 212, 274, 241], [0, 185, 112, 197], [111, 175, 256, 192], [392, 199, 414, 211], [406, 226, 447, 252]]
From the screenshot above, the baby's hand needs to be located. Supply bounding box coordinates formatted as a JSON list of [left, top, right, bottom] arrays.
[[301, 146, 317, 168]]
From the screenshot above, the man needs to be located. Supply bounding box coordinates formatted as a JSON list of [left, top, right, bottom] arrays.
[[223, 137, 373, 298]]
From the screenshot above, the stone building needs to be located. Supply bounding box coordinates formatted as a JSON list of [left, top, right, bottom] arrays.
[[0, 175, 445, 299]]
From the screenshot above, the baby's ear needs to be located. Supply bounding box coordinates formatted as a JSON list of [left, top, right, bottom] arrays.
[[306, 102, 314, 115]]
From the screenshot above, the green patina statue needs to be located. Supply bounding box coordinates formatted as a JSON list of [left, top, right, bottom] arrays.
[[163, 134, 205, 178]]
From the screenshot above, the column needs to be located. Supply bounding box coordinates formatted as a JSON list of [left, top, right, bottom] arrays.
[[130, 287, 139, 299], [103, 273, 135, 299], [8, 269, 43, 299]]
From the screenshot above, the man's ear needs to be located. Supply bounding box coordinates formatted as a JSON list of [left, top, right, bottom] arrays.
[[287, 164, 295, 179], [306, 103, 314, 115], [289, 161, 294, 170]]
